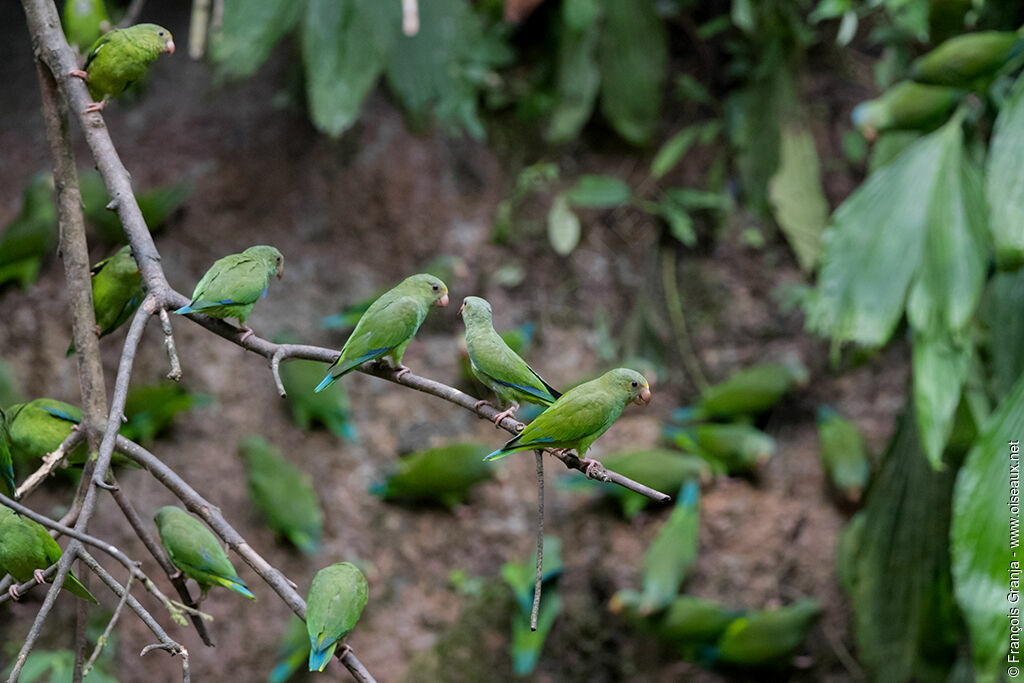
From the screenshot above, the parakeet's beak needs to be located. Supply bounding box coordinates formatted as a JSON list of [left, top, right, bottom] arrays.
[[164, 39, 175, 54], [458, 302, 465, 315], [634, 387, 652, 406], [436, 293, 449, 307], [276, 264, 284, 279]]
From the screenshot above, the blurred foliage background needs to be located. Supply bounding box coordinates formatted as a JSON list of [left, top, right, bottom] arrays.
[[3, 0, 1024, 680]]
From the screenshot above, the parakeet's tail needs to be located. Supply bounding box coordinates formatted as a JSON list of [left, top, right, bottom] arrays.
[[308, 639, 339, 672], [174, 304, 195, 315], [1, 468, 16, 497], [670, 406, 699, 423], [269, 660, 296, 683], [367, 480, 389, 498], [214, 575, 256, 600], [289, 531, 321, 556], [484, 447, 511, 462], [314, 372, 336, 394], [65, 573, 99, 604], [65, 341, 75, 357]]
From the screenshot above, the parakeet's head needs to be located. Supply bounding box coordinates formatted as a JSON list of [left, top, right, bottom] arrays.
[[459, 296, 492, 322], [850, 101, 883, 140], [401, 273, 449, 307], [605, 368, 652, 406], [153, 505, 184, 530], [244, 245, 285, 279], [131, 23, 175, 55], [103, 245, 141, 277]]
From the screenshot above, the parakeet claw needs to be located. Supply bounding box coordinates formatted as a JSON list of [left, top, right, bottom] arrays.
[[84, 101, 105, 113], [473, 399, 494, 411], [492, 406, 518, 428], [68, 69, 89, 81], [8, 585, 20, 601], [580, 457, 605, 480], [33, 569, 47, 585], [238, 326, 255, 343], [394, 365, 411, 380]]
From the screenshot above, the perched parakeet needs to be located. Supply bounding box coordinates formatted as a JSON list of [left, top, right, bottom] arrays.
[[370, 443, 495, 509], [154, 506, 255, 601], [121, 382, 210, 444], [66, 246, 143, 356], [666, 423, 776, 474], [270, 617, 311, 683], [69, 23, 175, 113], [485, 369, 652, 473], [0, 505, 97, 603], [816, 407, 871, 503], [560, 449, 710, 518], [79, 168, 193, 245], [275, 331, 355, 441], [713, 598, 820, 666], [460, 296, 561, 425], [678, 357, 808, 422], [174, 245, 284, 340], [910, 31, 1023, 88], [239, 436, 322, 555], [4, 399, 87, 464], [635, 480, 699, 615], [851, 82, 962, 140], [0, 172, 57, 290], [315, 274, 449, 392], [0, 415, 15, 498], [306, 562, 369, 672], [62, 0, 110, 52]]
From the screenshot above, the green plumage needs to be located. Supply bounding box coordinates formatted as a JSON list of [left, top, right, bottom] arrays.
[[667, 423, 776, 474], [0, 172, 57, 290], [460, 296, 560, 418], [67, 245, 143, 355], [238, 436, 322, 555], [122, 382, 210, 445], [79, 168, 193, 246], [0, 505, 97, 603], [817, 406, 871, 503], [275, 331, 355, 440], [851, 81, 963, 139], [371, 443, 495, 508], [683, 357, 808, 421], [154, 506, 255, 600], [486, 368, 651, 461], [78, 23, 175, 104], [63, 0, 109, 51], [4, 399, 87, 464], [910, 31, 1022, 88], [636, 480, 699, 615], [175, 245, 284, 325], [316, 274, 449, 392], [610, 592, 743, 658], [270, 617, 311, 683], [0, 414, 15, 498], [306, 562, 369, 672], [714, 598, 820, 665]]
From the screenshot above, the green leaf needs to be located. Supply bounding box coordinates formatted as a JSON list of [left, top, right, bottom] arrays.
[[210, 0, 303, 80], [952, 375, 1024, 682], [986, 74, 1024, 269], [565, 174, 631, 208], [658, 200, 696, 247], [731, 0, 755, 33], [675, 74, 714, 106], [548, 193, 581, 255], [913, 333, 971, 469], [836, 10, 858, 45], [545, 4, 602, 144], [982, 270, 1024, 398], [562, 0, 600, 31], [665, 188, 730, 212], [301, 0, 399, 137], [598, 0, 667, 145], [651, 126, 699, 180], [769, 123, 829, 272]]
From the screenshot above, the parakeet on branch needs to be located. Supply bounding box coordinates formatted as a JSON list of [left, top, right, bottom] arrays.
[[460, 296, 561, 426], [0, 505, 97, 603], [0, 416, 15, 498], [486, 368, 651, 475], [67, 245, 143, 355], [154, 506, 255, 601], [4, 399, 87, 464], [306, 562, 369, 672], [174, 245, 284, 341], [315, 274, 449, 392], [69, 23, 175, 113], [0, 172, 57, 290]]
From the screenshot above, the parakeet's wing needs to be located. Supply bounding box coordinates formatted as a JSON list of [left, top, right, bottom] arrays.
[[468, 334, 560, 404], [38, 402, 82, 425], [188, 254, 271, 310], [333, 297, 423, 375], [493, 391, 613, 457], [82, 31, 114, 70]]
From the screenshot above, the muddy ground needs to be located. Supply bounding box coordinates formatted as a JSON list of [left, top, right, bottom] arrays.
[[0, 3, 907, 681]]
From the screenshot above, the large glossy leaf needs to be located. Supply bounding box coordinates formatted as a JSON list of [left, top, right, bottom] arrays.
[[952, 374, 1024, 682], [808, 121, 954, 346], [301, 0, 399, 137], [768, 123, 829, 272], [844, 414, 961, 681], [210, 0, 303, 79], [545, 0, 602, 143], [982, 270, 1024, 398], [597, 0, 667, 145], [913, 333, 971, 469], [986, 74, 1024, 269]]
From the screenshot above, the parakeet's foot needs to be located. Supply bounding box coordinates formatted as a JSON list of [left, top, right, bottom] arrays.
[[68, 69, 89, 81], [8, 585, 20, 601], [93, 324, 102, 337], [492, 406, 518, 428], [84, 101, 105, 113], [394, 365, 411, 380], [33, 569, 47, 585], [473, 400, 494, 411], [338, 643, 353, 660], [238, 326, 255, 343], [579, 457, 604, 479], [169, 569, 183, 581]]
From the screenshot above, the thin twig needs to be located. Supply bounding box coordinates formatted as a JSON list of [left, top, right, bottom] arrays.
[[661, 248, 708, 392], [271, 349, 287, 398], [73, 571, 88, 683], [531, 450, 544, 632], [82, 574, 132, 677], [159, 308, 183, 381], [15, 427, 86, 500]]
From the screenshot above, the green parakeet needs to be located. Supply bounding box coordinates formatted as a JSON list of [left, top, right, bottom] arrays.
[[121, 382, 211, 445], [306, 562, 369, 672], [610, 592, 743, 659], [0, 505, 97, 603], [275, 331, 355, 440], [62, 0, 110, 52], [460, 296, 561, 425], [0, 172, 57, 290], [371, 443, 495, 508], [666, 423, 776, 474], [315, 273, 449, 392], [154, 506, 255, 601], [816, 406, 871, 503], [270, 617, 311, 683], [851, 82, 963, 140], [174, 245, 284, 339], [66, 245, 143, 356], [635, 480, 699, 615], [79, 168, 193, 245], [713, 598, 820, 666], [677, 357, 808, 422], [910, 31, 1023, 88], [4, 399, 87, 464], [0, 415, 15, 498], [485, 368, 652, 472], [69, 23, 175, 113], [238, 436, 322, 555]]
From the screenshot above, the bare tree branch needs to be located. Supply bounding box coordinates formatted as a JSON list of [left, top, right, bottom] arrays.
[[531, 451, 544, 631], [15, 427, 86, 500], [82, 574, 132, 678], [159, 308, 183, 381]]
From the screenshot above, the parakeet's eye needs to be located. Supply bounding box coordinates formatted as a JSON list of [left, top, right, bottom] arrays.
[[431, 284, 439, 292], [631, 381, 638, 388], [158, 31, 165, 36]]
